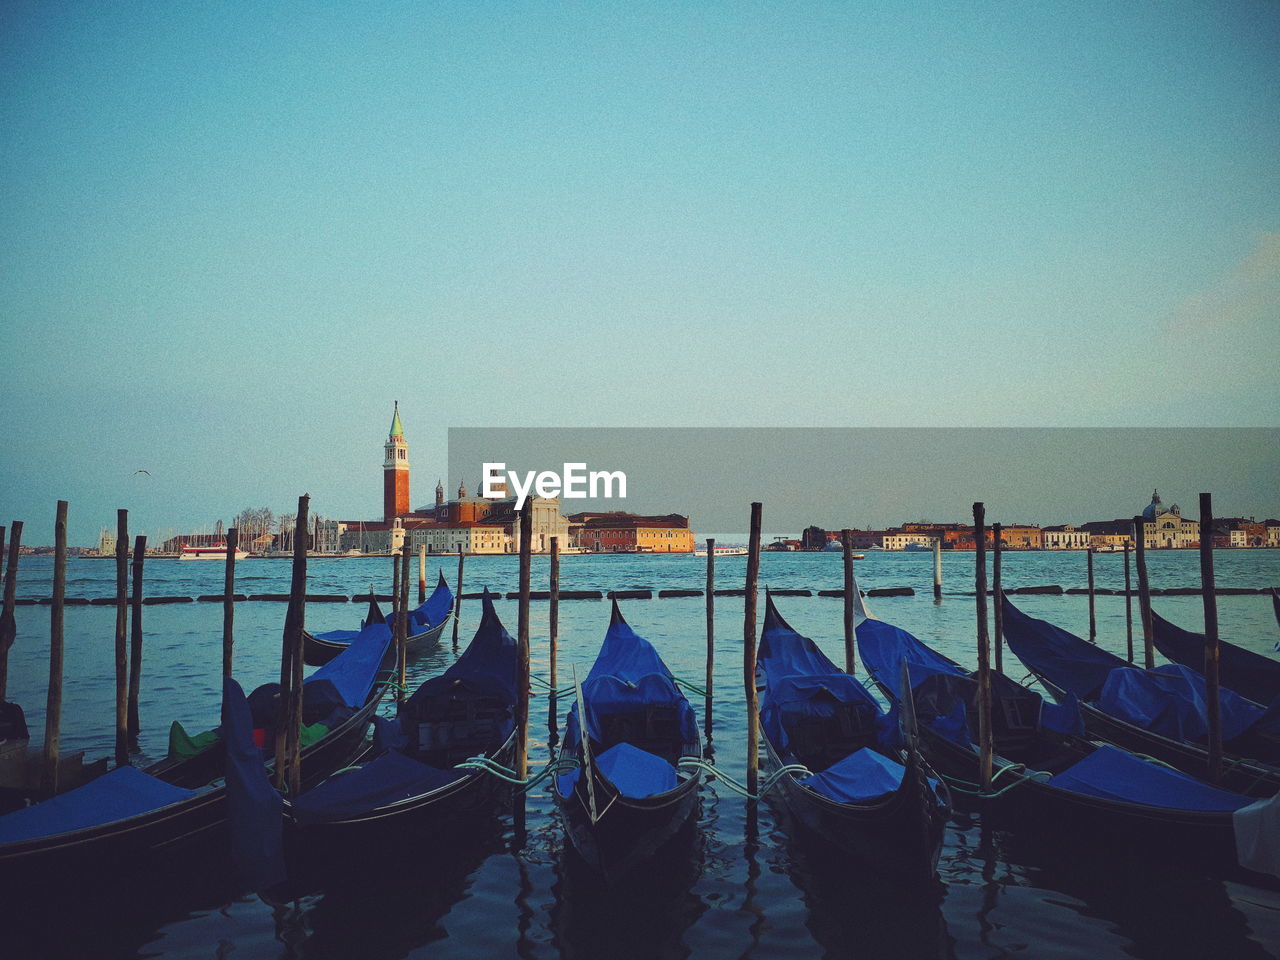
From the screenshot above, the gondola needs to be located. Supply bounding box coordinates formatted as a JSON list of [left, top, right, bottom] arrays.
[[284, 589, 518, 853], [0, 622, 392, 887], [1151, 607, 1280, 708], [554, 601, 704, 879], [1001, 596, 1280, 797], [303, 571, 453, 667], [854, 610, 1273, 877], [757, 594, 950, 884]]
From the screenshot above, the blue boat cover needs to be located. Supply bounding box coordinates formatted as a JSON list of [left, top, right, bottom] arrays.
[[1151, 610, 1280, 708], [1098, 664, 1280, 745], [311, 627, 360, 643], [856, 617, 966, 701], [222, 676, 284, 889], [595, 742, 679, 798], [289, 750, 465, 825], [403, 589, 517, 710], [758, 595, 886, 754], [410, 572, 454, 630], [571, 602, 698, 748], [0, 766, 197, 845], [1049, 744, 1251, 813], [801, 747, 906, 802], [1001, 597, 1127, 700], [305, 621, 392, 709]]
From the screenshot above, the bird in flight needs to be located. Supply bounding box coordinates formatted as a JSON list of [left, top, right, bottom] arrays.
[[133, 469, 151, 477]]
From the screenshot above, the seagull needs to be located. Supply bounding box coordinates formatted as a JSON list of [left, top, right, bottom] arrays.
[[132, 469, 151, 477]]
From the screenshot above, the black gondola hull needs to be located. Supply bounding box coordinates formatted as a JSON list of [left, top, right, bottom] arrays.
[[302, 615, 450, 667]]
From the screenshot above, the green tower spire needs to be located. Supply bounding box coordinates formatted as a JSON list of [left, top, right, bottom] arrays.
[[389, 401, 404, 438]]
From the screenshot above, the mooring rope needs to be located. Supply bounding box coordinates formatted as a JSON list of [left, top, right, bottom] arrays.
[[454, 754, 581, 793]]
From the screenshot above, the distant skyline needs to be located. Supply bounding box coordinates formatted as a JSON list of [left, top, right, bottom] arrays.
[[2, 3, 1277, 543]]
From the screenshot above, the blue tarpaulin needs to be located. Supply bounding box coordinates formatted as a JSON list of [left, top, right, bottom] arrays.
[[595, 742, 678, 798], [1152, 610, 1280, 708], [290, 750, 465, 825], [0, 766, 198, 845], [221, 676, 284, 889], [403, 589, 517, 710], [306, 621, 392, 709], [1050, 745, 1252, 813], [410, 573, 454, 630], [801, 747, 906, 802], [1001, 597, 1126, 700], [856, 617, 967, 700]]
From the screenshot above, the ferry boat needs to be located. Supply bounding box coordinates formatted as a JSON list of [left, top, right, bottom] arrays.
[[693, 545, 749, 557], [178, 542, 250, 561]]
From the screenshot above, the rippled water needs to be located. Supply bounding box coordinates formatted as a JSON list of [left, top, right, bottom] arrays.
[[4, 549, 1279, 959]]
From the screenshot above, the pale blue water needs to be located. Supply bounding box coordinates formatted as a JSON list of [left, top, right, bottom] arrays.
[[3, 549, 1279, 959]]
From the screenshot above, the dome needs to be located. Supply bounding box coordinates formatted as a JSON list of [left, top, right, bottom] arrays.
[[1141, 489, 1164, 521]]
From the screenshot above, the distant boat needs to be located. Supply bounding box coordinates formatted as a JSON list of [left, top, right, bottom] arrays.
[[178, 542, 249, 562], [822, 541, 866, 558], [693, 546, 748, 557], [902, 543, 931, 553]]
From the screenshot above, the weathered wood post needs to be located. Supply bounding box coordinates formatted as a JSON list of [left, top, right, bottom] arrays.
[[452, 552, 464, 651], [392, 551, 401, 622], [222, 528, 238, 679], [1087, 547, 1097, 643], [1123, 542, 1134, 663], [43, 500, 68, 796], [418, 544, 427, 605], [516, 499, 532, 782], [705, 537, 715, 736], [0, 527, 5, 599], [398, 544, 410, 702], [992, 522, 1004, 673], [973, 502, 993, 794], [549, 535, 559, 702], [1132, 516, 1154, 669], [744, 503, 763, 794], [932, 537, 943, 602], [1199, 493, 1223, 785], [0, 521, 22, 703], [113, 510, 130, 766], [276, 494, 309, 793], [127, 535, 146, 742], [842, 529, 856, 674]]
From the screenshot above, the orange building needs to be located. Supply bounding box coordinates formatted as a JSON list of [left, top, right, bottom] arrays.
[[383, 402, 410, 521], [569, 513, 695, 553]]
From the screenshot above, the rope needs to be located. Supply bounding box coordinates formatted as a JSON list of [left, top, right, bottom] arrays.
[[670, 675, 709, 698], [674, 758, 814, 801], [939, 762, 1053, 798], [453, 754, 581, 793]]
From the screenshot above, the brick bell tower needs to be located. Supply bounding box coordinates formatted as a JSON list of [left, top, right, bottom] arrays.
[[383, 401, 410, 521]]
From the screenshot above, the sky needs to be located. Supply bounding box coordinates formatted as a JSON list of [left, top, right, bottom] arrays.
[[1, 2, 1277, 543]]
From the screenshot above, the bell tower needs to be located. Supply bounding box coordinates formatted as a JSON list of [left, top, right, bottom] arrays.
[[383, 401, 410, 522]]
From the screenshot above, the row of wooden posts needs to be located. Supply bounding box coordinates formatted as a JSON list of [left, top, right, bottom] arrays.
[[0, 492, 1230, 806]]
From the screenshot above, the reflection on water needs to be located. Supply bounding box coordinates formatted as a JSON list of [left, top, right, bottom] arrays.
[[3, 552, 1280, 958]]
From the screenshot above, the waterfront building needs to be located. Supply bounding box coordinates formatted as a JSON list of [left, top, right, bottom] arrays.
[[1268, 521, 1280, 547], [994, 524, 1043, 550], [97, 529, 116, 557], [1140, 490, 1199, 549], [1089, 533, 1133, 551], [568, 512, 695, 553], [383, 402, 410, 522], [1043, 525, 1090, 550], [882, 533, 935, 550]]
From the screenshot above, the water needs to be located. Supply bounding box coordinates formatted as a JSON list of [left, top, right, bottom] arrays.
[[3, 550, 1279, 959]]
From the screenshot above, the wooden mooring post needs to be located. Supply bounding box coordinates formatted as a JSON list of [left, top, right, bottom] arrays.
[[705, 537, 715, 737], [548, 536, 560, 736], [992, 522, 1003, 673], [0, 521, 22, 703], [276, 495, 309, 793], [744, 503, 762, 795], [127, 535, 146, 742], [114, 510, 130, 767], [398, 545, 410, 702], [1132, 517, 1154, 669], [1087, 547, 1097, 643], [932, 538, 943, 602], [418, 544, 427, 605], [842, 529, 856, 674], [1199, 493, 1223, 785], [1123, 543, 1134, 663], [973, 502, 993, 794], [452, 552, 464, 651], [515, 500, 533, 832], [43, 501, 68, 796], [222, 528, 238, 679]]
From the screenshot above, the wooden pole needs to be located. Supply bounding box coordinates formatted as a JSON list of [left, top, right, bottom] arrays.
[[277, 495, 309, 793], [932, 538, 943, 602], [549, 536, 559, 699], [398, 545, 410, 703], [744, 502, 763, 795], [113, 509, 130, 767], [992, 522, 1003, 674], [392, 551, 401, 621], [1133, 516, 1154, 669], [418, 544, 427, 605], [127, 535, 146, 742], [452, 552, 464, 651], [0, 527, 5, 601], [1086, 546, 1097, 643], [1199, 493, 1223, 785], [973, 502, 993, 794], [516, 500, 532, 782], [0, 521, 22, 703], [222, 528, 238, 679], [43, 500, 68, 797], [842, 529, 856, 674], [704, 537, 715, 733], [1123, 543, 1134, 664]]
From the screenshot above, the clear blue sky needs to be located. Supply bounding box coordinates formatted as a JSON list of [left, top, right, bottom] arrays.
[[2, 2, 1277, 543]]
